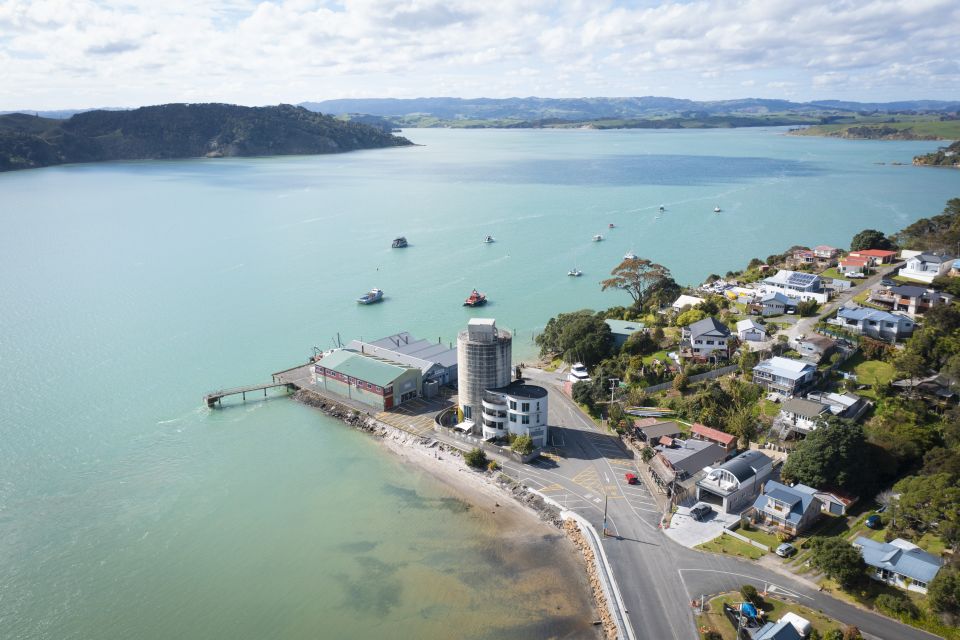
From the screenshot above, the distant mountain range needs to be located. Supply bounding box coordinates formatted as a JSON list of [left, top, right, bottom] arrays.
[[298, 96, 960, 121], [0, 104, 411, 172]]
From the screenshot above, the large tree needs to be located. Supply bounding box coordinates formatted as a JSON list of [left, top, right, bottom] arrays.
[[781, 419, 877, 496], [892, 197, 960, 252], [928, 565, 960, 619], [808, 537, 866, 589], [600, 257, 672, 306], [893, 473, 960, 547], [849, 228, 896, 251], [536, 309, 613, 367]]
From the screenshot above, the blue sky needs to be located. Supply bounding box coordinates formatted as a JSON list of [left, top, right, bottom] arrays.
[[1, 0, 958, 110]]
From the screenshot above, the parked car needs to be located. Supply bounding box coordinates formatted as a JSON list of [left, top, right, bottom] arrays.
[[567, 362, 591, 383], [876, 505, 887, 514], [775, 543, 797, 558], [880, 279, 895, 287], [625, 473, 639, 485], [847, 272, 866, 279], [865, 514, 883, 529], [690, 502, 713, 520]]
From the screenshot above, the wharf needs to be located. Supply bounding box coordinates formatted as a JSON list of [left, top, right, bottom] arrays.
[[203, 381, 296, 407]]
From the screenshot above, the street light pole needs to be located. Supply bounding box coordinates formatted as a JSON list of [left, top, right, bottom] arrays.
[[602, 494, 609, 537]]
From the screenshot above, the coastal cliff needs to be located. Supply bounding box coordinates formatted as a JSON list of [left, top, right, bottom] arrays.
[[0, 103, 412, 172], [913, 140, 960, 167]]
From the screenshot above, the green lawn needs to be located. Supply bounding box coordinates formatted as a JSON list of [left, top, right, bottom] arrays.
[[696, 593, 838, 640], [839, 354, 897, 399], [821, 267, 851, 281], [642, 349, 671, 365], [697, 533, 765, 560], [760, 399, 781, 417], [735, 525, 780, 549]]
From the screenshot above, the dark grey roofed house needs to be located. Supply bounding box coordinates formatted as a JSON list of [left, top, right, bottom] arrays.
[[681, 317, 731, 361], [696, 449, 774, 513], [796, 334, 836, 363], [635, 420, 683, 442]]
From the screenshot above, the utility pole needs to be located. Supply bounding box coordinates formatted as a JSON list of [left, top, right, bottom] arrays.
[[602, 494, 609, 537]]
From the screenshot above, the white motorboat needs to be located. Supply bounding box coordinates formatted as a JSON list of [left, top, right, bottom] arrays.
[[592, 234, 604, 242]]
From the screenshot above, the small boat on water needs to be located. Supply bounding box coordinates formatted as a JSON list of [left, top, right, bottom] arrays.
[[714, 206, 721, 213], [392, 236, 408, 248], [608, 223, 616, 229], [624, 251, 638, 260], [357, 288, 384, 305], [568, 267, 582, 277], [659, 205, 665, 212], [592, 234, 604, 242], [483, 235, 495, 243], [463, 289, 487, 307]]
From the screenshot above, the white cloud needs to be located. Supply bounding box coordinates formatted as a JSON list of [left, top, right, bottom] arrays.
[[0, 0, 958, 109]]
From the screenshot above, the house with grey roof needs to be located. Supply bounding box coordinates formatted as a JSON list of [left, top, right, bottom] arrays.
[[737, 318, 766, 342], [634, 420, 684, 443], [761, 270, 827, 303], [604, 319, 646, 348], [680, 317, 731, 362], [752, 357, 816, 396], [830, 305, 915, 341], [795, 334, 837, 363], [774, 398, 831, 437], [749, 480, 822, 535], [899, 252, 954, 284], [756, 291, 798, 316], [696, 449, 774, 513], [753, 619, 803, 640], [648, 438, 726, 496], [806, 391, 870, 421], [870, 284, 954, 317], [853, 537, 944, 594]]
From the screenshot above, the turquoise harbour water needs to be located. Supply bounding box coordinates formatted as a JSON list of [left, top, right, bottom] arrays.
[[0, 127, 957, 639]]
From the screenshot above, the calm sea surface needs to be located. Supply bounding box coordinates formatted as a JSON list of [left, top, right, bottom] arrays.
[[0, 127, 956, 639]]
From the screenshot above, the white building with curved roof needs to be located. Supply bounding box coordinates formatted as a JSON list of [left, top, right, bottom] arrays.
[[696, 450, 774, 513]]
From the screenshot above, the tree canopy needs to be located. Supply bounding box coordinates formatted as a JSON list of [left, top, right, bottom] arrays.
[[781, 419, 877, 496], [892, 197, 960, 252], [535, 309, 613, 367], [849, 228, 896, 251], [600, 257, 673, 306], [893, 473, 960, 547], [807, 537, 866, 589]]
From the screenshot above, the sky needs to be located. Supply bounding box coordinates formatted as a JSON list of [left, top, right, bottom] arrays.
[[1, 0, 958, 110]]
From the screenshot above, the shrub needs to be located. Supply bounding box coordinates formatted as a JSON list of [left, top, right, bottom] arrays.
[[641, 447, 655, 462], [464, 447, 488, 469], [740, 584, 763, 606], [510, 434, 534, 455], [875, 593, 919, 619], [701, 630, 722, 640]]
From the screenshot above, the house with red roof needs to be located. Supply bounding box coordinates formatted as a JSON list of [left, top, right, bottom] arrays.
[[690, 422, 737, 453], [849, 249, 898, 264], [839, 255, 870, 274]]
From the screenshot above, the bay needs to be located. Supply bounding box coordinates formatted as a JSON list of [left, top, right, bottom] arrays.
[[0, 127, 955, 639]]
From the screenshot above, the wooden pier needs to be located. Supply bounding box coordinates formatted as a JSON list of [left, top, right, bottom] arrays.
[[204, 381, 296, 407]]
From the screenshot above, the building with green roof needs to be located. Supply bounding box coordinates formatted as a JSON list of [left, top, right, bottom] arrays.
[[313, 349, 421, 410], [604, 319, 646, 348]]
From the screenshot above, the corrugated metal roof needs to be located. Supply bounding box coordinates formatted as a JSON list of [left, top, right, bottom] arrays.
[[317, 349, 415, 387], [855, 537, 943, 584]]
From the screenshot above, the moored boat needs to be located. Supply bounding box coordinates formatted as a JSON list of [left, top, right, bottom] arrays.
[[659, 205, 665, 212], [463, 289, 487, 307], [483, 235, 495, 243], [357, 288, 384, 304], [392, 236, 408, 248], [592, 234, 604, 242], [568, 268, 582, 277], [624, 251, 638, 260], [714, 206, 721, 213], [608, 223, 615, 228]]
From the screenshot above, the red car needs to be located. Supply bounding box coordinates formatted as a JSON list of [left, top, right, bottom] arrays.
[[625, 473, 639, 485]]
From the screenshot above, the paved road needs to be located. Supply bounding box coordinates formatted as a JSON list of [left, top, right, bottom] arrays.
[[489, 368, 942, 640]]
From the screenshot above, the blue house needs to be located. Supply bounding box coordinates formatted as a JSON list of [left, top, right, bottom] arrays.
[[854, 537, 943, 594], [749, 480, 822, 535]]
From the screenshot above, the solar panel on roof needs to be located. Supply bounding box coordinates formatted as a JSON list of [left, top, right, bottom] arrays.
[[787, 272, 817, 286]]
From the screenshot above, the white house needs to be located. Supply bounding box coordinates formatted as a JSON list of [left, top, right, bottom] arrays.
[[480, 382, 549, 447], [696, 450, 774, 513], [737, 318, 766, 342], [681, 317, 732, 361], [854, 537, 943, 594], [830, 305, 915, 341], [806, 391, 870, 421], [761, 270, 828, 303], [757, 291, 798, 316], [775, 398, 830, 436], [899, 252, 954, 284], [672, 294, 705, 311], [752, 357, 817, 396]]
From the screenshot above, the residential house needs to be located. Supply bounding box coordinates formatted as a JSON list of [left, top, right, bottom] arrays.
[[892, 374, 956, 403], [648, 438, 726, 495], [774, 398, 830, 437], [737, 318, 766, 342], [690, 422, 737, 454], [795, 334, 837, 363], [756, 291, 798, 316], [814, 489, 858, 516], [681, 317, 732, 362], [848, 249, 898, 264], [753, 620, 802, 640], [814, 245, 840, 261], [870, 284, 954, 317], [839, 255, 870, 274], [761, 270, 827, 303], [786, 248, 816, 268], [805, 391, 870, 421], [899, 252, 954, 284], [749, 480, 822, 535], [830, 305, 915, 341], [671, 294, 705, 311], [752, 357, 817, 396], [854, 537, 943, 594], [634, 420, 683, 443], [604, 319, 646, 348], [696, 449, 774, 513]]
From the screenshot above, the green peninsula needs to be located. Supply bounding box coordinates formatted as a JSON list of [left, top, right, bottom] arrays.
[[0, 103, 412, 172], [913, 140, 960, 167]]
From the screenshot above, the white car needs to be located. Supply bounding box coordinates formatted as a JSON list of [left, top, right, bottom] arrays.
[[567, 363, 591, 383], [847, 272, 866, 279]]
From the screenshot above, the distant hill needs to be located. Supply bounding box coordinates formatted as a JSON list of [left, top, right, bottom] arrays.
[[300, 96, 960, 122], [0, 103, 412, 172]]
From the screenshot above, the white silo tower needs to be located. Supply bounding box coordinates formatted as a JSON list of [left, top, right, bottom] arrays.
[[457, 318, 512, 427]]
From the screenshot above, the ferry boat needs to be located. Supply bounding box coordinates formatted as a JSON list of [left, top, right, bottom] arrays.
[[392, 236, 408, 248], [568, 268, 582, 277], [483, 235, 495, 243], [357, 288, 384, 305], [592, 234, 604, 242], [463, 289, 487, 307]]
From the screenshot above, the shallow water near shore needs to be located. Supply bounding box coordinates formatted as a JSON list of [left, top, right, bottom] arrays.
[[0, 127, 957, 638]]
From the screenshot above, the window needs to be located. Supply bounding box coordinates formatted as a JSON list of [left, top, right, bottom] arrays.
[[521, 402, 529, 412], [536, 402, 540, 411], [706, 340, 715, 345], [509, 400, 516, 410], [522, 415, 530, 424], [509, 413, 516, 423]]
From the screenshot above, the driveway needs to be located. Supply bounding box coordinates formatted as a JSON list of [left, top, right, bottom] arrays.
[[665, 505, 740, 548]]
